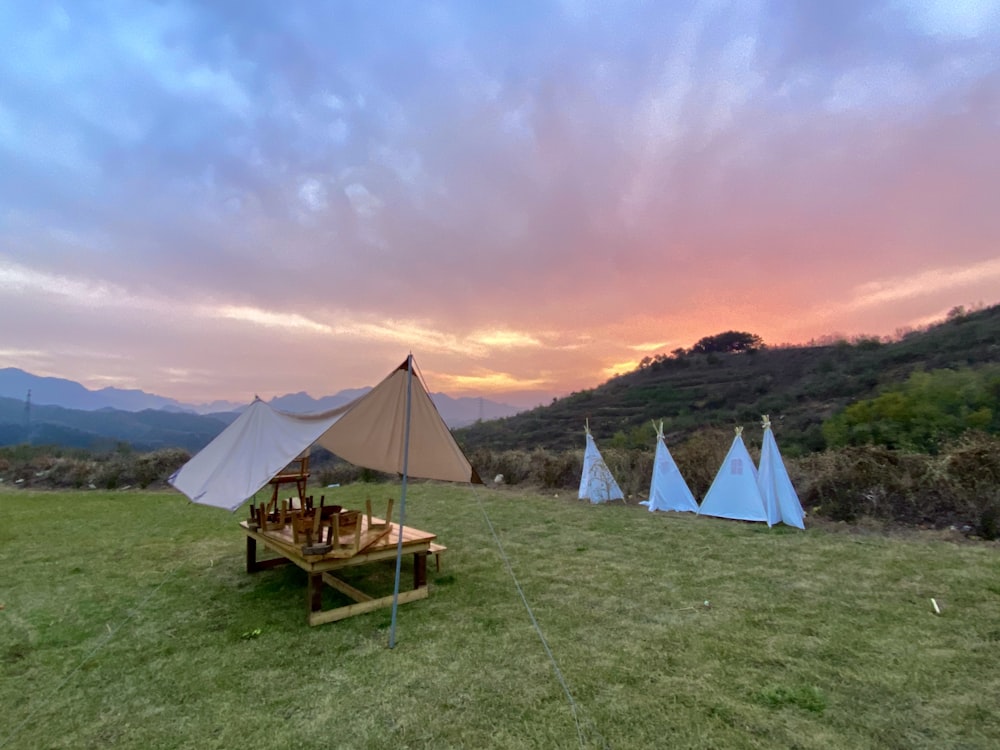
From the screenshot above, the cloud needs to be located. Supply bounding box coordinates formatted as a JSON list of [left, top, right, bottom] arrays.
[[469, 330, 543, 349], [432, 369, 552, 392], [846, 257, 1000, 310], [0, 258, 127, 305], [601, 360, 642, 379], [0, 1, 998, 405], [628, 342, 672, 352], [212, 305, 335, 335]]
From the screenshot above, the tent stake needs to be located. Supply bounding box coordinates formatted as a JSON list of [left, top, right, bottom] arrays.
[[389, 354, 414, 649]]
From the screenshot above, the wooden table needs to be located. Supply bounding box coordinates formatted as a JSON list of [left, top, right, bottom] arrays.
[[242, 517, 439, 626]]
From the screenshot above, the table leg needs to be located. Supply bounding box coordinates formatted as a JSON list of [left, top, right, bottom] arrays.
[[414, 552, 428, 589], [309, 572, 323, 613], [246, 535, 258, 573]]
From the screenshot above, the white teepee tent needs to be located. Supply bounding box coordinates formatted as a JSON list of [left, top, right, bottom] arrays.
[[641, 421, 698, 513], [578, 421, 624, 503], [697, 426, 772, 524], [757, 415, 806, 529]]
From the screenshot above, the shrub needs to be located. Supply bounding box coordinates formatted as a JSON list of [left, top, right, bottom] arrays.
[[527, 448, 580, 489], [314, 460, 391, 486], [796, 434, 1000, 533], [45, 457, 96, 488], [671, 428, 734, 500], [823, 366, 1000, 452], [600, 447, 651, 500], [134, 448, 191, 488]]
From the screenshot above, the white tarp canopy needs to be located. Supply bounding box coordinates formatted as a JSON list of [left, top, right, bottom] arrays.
[[757, 416, 806, 529], [578, 421, 624, 504], [697, 427, 771, 524], [641, 421, 698, 513], [169, 358, 481, 511]]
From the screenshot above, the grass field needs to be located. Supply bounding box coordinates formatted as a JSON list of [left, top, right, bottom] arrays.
[[2, 483, 999, 749]]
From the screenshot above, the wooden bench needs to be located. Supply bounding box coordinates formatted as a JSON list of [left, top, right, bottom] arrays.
[[428, 542, 447, 572]]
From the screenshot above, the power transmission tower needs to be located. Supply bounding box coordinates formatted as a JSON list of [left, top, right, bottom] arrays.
[[24, 389, 32, 445]]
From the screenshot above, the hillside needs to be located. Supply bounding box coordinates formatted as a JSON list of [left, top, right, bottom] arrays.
[[0, 390, 518, 452], [0, 399, 235, 452], [455, 304, 1000, 456]]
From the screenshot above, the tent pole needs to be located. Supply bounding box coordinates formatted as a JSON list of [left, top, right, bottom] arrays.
[[389, 353, 414, 648]]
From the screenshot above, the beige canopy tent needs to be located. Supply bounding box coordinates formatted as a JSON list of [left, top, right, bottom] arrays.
[[169, 357, 481, 511], [170, 356, 481, 647]]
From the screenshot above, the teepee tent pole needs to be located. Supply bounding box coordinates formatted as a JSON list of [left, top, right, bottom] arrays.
[[388, 353, 414, 649]]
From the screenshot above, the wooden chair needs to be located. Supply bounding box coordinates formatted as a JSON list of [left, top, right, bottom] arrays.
[[266, 450, 311, 513]]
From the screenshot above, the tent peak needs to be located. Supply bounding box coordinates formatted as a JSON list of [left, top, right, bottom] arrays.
[[761, 414, 772, 430], [734, 425, 744, 437]]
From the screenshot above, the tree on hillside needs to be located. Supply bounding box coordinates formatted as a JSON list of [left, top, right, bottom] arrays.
[[822, 366, 1000, 453], [690, 331, 764, 354]]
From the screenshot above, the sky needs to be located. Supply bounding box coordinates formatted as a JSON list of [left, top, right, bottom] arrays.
[[1, 1, 999, 409]]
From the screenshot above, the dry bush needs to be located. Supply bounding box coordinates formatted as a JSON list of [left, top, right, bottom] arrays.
[[315, 462, 392, 486], [45, 457, 98, 488], [671, 428, 736, 499], [0, 448, 70, 486], [2, 447, 191, 490], [134, 448, 191, 488], [468, 448, 536, 485], [938, 432, 1000, 539], [941, 432, 1000, 486], [601, 448, 653, 500], [526, 448, 580, 489], [793, 434, 1000, 538]]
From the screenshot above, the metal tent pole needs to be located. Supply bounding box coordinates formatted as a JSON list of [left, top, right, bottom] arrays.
[[388, 353, 414, 649]]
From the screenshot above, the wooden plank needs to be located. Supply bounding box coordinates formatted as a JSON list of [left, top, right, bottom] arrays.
[[240, 520, 433, 571], [428, 542, 446, 572], [307, 587, 428, 626], [414, 552, 427, 588], [312, 505, 322, 537], [308, 573, 323, 612], [240, 518, 441, 626], [246, 535, 258, 573], [321, 573, 374, 602], [254, 556, 290, 571]]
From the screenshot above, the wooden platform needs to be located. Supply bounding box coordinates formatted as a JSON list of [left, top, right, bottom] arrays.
[[242, 517, 443, 626]]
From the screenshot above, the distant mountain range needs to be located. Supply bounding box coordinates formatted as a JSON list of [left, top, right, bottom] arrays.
[[0, 367, 521, 451], [0, 367, 206, 413]]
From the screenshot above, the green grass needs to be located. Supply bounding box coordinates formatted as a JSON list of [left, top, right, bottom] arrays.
[[2, 484, 999, 749]]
